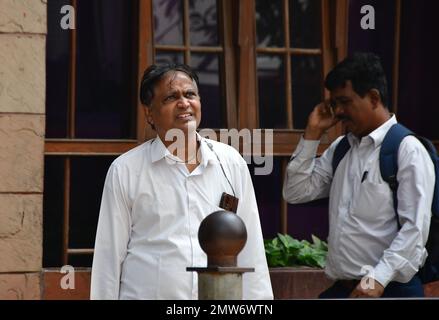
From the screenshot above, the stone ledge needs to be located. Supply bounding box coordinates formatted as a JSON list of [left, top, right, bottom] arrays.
[[36, 267, 439, 299], [0, 0, 47, 34], [270, 267, 334, 299], [42, 268, 91, 300], [270, 267, 439, 299]]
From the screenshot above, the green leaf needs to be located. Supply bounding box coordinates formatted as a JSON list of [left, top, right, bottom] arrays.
[[277, 233, 302, 249], [311, 234, 328, 251], [264, 234, 328, 269]]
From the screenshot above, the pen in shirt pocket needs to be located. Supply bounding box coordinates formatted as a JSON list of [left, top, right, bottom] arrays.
[[361, 171, 369, 183]]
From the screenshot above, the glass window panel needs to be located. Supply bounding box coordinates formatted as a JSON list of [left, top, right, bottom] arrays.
[[257, 54, 287, 128], [155, 50, 184, 65], [153, 0, 184, 45], [43, 157, 65, 267], [75, 0, 135, 139], [287, 198, 329, 242], [256, 0, 284, 47], [69, 157, 116, 252], [290, 0, 321, 48], [68, 255, 93, 267], [46, 0, 70, 138], [189, 0, 219, 46], [191, 54, 223, 129], [248, 158, 283, 239], [291, 55, 322, 129]]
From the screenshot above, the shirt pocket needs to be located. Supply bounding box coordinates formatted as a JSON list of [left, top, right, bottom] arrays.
[[352, 181, 393, 222]]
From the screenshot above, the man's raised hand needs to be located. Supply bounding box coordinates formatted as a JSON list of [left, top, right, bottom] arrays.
[[304, 101, 339, 140]]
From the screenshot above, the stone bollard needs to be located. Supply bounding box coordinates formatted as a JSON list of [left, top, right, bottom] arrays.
[[187, 210, 254, 300]]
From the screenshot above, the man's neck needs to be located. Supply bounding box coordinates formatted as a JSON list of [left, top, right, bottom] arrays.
[[356, 107, 391, 139], [373, 107, 392, 131], [159, 131, 199, 162]]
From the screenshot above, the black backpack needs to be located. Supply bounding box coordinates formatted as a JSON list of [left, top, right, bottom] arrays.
[[332, 123, 439, 284]]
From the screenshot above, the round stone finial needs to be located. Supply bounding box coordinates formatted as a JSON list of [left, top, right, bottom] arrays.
[[198, 210, 247, 267]]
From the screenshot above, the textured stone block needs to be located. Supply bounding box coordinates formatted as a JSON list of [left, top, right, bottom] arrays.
[[0, 194, 42, 272], [0, 34, 45, 113], [0, 114, 44, 192], [0, 0, 47, 34], [0, 273, 41, 300]]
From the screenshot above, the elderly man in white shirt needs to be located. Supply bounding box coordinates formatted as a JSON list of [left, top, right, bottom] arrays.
[[283, 52, 434, 298], [91, 63, 273, 300]]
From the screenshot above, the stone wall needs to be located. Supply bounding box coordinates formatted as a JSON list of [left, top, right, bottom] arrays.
[[0, 0, 46, 299]]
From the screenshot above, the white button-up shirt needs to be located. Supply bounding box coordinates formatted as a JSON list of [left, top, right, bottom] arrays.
[[283, 116, 434, 287], [91, 134, 273, 299]]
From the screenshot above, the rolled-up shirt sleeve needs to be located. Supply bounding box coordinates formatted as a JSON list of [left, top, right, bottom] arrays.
[[283, 136, 341, 204], [91, 164, 131, 300], [372, 136, 434, 287]]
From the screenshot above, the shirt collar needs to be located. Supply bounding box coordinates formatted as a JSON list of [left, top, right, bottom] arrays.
[[347, 114, 397, 148], [198, 133, 218, 167], [150, 135, 170, 163], [150, 132, 217, 166]]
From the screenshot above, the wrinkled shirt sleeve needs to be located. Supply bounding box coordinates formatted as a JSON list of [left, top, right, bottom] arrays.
[[372, 136, 434, 287], [283, 136, 341, 204], [91, 164, 131, 300]]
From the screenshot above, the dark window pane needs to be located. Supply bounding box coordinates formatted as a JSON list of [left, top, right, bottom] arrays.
[[287, 198, 329, 242], [248, 158, 283, 239], [290, 0, 321, 48], [191, 54, 223, 128], [68, 255, 93, 267], [257, 55, 287, 128], [153, 0, 183, 45], [251, 157, 329, 242], [43, 157, 65, 267], [291, 55, 322, 129], [155, 50, 184, 65], [69, 157, 116, 255], [256, 0, 284, 47], [46, 0, 70, 138], [75, 0, 136, 139], [189, 0, 219, 46]]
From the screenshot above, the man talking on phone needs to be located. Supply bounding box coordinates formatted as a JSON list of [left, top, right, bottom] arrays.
[[283, 52, 434, 298]]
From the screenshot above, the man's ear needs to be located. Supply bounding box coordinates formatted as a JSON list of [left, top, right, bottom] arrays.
[[368, 89, 381, 108], [144, 106, 155, 129]]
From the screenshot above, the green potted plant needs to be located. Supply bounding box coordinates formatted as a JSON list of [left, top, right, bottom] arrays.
[[265, 234, 334, 299]]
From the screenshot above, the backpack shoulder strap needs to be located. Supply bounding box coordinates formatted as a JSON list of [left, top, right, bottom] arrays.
[[332, 136, 351, 175], [380, 123, 413, 228]]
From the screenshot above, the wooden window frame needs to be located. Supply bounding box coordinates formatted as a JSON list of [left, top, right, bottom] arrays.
[[44, 0, 144, 264], [44, 0, 351, 264], [236, 0, 349, 233], [238, 0, 349, 154], [145, 0, 238, 135]]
